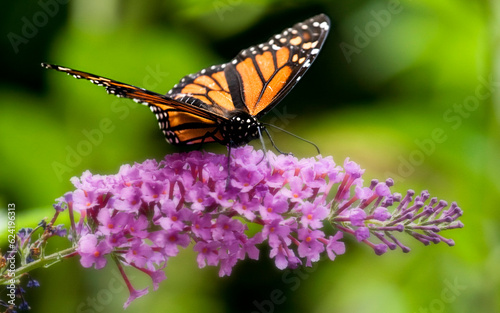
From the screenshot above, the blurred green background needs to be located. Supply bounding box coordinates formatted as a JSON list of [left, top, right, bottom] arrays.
[[1, 0, 499, 312]]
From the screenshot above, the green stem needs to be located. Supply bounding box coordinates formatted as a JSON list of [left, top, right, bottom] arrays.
[[0, 246, 78, 285]]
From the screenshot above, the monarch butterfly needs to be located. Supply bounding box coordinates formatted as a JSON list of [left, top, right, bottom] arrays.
[[42, 14, 330, 151]]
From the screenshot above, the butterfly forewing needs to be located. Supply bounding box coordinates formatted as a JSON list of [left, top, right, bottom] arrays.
[[41, 63, 224, 145], [230, 14, 330, 118], [167, 14, 330, 119]]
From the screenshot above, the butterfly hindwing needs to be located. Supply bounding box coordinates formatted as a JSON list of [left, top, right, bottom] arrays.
[[167, 63, 239, 117]]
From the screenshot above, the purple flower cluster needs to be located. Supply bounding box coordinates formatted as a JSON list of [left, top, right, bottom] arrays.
[[54, 146, 463, 307]]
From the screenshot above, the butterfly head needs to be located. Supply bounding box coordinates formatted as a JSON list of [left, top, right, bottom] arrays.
[[220, 112, 262, 147]]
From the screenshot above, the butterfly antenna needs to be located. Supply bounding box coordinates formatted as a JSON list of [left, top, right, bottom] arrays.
[[262, 123, 320, 155], [263, 127, 291, 155]]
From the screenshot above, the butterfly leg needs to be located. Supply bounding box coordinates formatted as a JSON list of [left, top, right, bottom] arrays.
[[195, 136, 208, 151], [256, 127, 272, 169], [195, 129, 226, 151], [226, 144, 232, 188]]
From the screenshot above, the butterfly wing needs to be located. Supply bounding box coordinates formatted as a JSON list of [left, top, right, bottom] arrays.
[[43, 14, 330, 146], [41, 63, 227, 145], [229, 13, 330, 118], [167, 63, 242, 116], [167, 14, 330, 119]]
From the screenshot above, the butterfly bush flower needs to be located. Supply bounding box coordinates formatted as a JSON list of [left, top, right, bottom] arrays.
[[5, 146, 462, 309]]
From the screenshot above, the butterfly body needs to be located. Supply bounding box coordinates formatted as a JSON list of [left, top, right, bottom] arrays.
[[42, 14, 330, 148], [218, 113, 261, 147]]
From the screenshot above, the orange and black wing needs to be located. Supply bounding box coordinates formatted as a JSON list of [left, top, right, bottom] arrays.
[[42, 14, 330, 146], [167, 63, 239, 117], [167, 14, 330, 119], [41, 63, 227, 145]]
